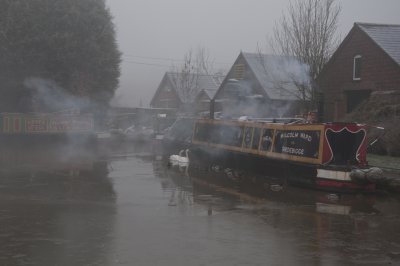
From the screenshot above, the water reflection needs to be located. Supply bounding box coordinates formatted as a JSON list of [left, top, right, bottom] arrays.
[[2, 141, 397, 265], [0, 143, 116, 266], [155, 159, 400, 265]]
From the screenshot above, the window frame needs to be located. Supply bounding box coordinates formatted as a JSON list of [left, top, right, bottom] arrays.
[[353, 55, 362, 81]]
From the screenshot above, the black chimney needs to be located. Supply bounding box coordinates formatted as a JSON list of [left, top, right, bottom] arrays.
[[209, 99, 215, 119]]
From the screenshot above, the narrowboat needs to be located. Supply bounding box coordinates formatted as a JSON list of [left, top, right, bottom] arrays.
[[189, 117, 383, 193]]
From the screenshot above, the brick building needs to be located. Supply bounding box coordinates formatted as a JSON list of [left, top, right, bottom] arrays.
[[317, 23, 400, 121], [150, 72, 220, 114], [193, 88, 218, 114], [213, 52, 311, 118]]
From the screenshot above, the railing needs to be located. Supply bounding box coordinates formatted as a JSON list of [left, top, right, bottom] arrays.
[[234, 116, 306, 124]]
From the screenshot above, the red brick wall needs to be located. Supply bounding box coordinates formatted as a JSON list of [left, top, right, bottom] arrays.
[[153, 89, 180, 108], [318, 27, 400, 121], [194, 92, 210, 113], [151, 79, 180, 109]]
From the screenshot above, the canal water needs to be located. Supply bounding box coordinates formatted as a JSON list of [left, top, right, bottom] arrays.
[[0, 143, 399, 265]]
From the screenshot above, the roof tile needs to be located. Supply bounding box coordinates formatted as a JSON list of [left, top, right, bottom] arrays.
[[357, 22, 400, 65]]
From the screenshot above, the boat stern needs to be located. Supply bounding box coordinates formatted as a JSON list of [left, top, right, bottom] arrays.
[[316, 122, 384, 192]]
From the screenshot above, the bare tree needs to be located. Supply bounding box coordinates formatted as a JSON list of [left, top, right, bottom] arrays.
[[255, 49, 313, 115], [170, 46, 217, 104], [170, 49, 198, 104], [269, 0, 341, 108], [195, 46, 215, 75]]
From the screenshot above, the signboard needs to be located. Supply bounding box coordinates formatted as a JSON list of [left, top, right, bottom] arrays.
[[48, 115, 94, 132], [2, 114, 23, 133], [273, 130, 320, 159], [25, 117, 47, 133], [0, 113, 94, 134]]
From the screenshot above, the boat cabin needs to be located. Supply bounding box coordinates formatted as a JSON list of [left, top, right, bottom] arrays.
[[192, 119, 368, 167]]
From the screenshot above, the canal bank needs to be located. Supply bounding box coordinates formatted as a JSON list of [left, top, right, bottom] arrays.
[[368, 154, 400, 193]]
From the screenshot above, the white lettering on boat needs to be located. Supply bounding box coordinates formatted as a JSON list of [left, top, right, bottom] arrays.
[[280, 132, 312, 142], [282, 146, 304, 155]]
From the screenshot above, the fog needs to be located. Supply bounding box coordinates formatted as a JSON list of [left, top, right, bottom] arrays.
[[24, 77, 90, 112], [106, 0, 400, 108]]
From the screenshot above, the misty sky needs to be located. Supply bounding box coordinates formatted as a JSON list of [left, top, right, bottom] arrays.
[[105, 0, 400, 107]]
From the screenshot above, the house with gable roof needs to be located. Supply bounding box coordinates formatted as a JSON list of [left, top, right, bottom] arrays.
[[213, 52, 311, 118], [317, 22, 400, 121], [193, 88, 218, 114], [150, 72, 221, 114]]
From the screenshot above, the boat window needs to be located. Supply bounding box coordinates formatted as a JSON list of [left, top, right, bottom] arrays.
[[260, 128, 274, 151], [215, 125, 228, 145], [226, 125, 243, 147], [234, 126, 244, 147], [209, 124, 220, 144], [243, 127, 253, 148], [207, 124, 243, 147], [252, 128, 261, 150]]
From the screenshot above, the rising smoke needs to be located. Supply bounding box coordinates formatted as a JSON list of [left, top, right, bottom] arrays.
[[22, 77, 99, 158], [220, 53, 311, 119], [23, 77, 91, 113]]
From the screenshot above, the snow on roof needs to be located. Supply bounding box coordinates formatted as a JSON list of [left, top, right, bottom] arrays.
[[166, 72, 220, 103], [203, 88, 218, 99], [241, 52, 311, 101]]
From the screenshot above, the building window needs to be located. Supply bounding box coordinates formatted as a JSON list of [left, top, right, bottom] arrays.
[[234, 64, 245, 79], [353, 55, 362, 80]]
